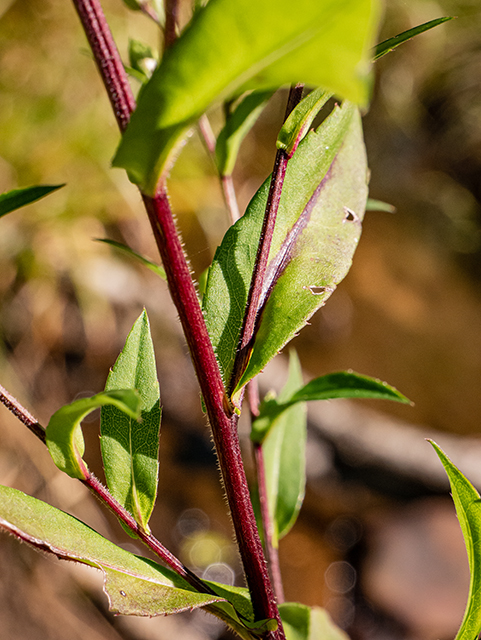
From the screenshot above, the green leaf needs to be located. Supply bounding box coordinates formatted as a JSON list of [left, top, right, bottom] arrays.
[[0, 184, 64, 218], [429, 441, 481, 640], [366, 197, 395, 213], [0, 485, 227, 616], [261, 351, 307, 544], [46, 390, 141, 480], [279, 603, 349, 640], [277, 87, 332, 157], [216, 91, 274, 176], [128, 39, 158, 82], [373, 17, 454, 61], [203, 102, 368, 395], [96, 238, 166, 280], [101, 310, 162, 534], [112, 0, 381, 193], [252, 370, 409, 443]]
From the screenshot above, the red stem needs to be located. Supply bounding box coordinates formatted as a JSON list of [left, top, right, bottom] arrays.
[[230, 85, 304, 393], [71, 1, 284, 634], [72, 0, 135, 133]]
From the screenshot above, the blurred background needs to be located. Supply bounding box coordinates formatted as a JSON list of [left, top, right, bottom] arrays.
[[1, 0, 481, 639]]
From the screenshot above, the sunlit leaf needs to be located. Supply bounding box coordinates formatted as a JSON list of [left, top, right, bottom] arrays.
[[0, 485, 226, 616], [46, 390, 140, 480], [252, 370, 409, 443], [101, 310, 161, 534], [373, 17, 453, 61], [429, 441, 481, 640], [112, 0, 380, 193], [277, 87, 332, 157], [204, 102, 368, 396], [261, 351, 306, 544], [279, 602, 349, 640], [216, 91, 273, 176], [0, 184, 64, 218], [96, 238, 166, 280]]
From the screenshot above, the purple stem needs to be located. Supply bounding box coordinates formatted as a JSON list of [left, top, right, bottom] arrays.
[[71, 1, 284, 634], [0, 385, 212, 593], [229, 84, 304, 393], [163, 0, 179, 51], [72, 0, 135, 133]]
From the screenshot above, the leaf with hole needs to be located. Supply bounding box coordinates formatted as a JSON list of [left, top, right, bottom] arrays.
[[429, 441, 481, 640], [112, 0, 380, 192], [46, 389, 140, 479], [101, 310, 162, 534], [203, 102, 368, 396]]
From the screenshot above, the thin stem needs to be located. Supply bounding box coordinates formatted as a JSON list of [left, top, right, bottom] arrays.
[[229, 84, 304, 394], [222, 174, 241, 223], [248, 379, 285, 604], [254, 444, 285, 604], [198, 114, 216, 155], [163, 0, 179, 51], [0, 385, 213, 593]]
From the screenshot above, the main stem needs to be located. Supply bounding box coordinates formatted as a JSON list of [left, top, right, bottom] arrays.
[[72, 1, 284, 634]]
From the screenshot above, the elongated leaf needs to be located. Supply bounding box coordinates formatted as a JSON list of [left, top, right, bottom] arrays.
[[279, 603, 349, 640], [252, 371, 409, 444], [101, 310, 161, 534], [277, 87, 332, 157], [429, 441, 481, 640], [216, 91, 274, 176], [96, 238, 166, 280], [112, 0, 380, 192], [0, 184, 64, 218], [203, 102, 368, 396], [46, 390, 141, 480], [373, 17, 453, 61], [366, 197, 395, 213], [261, 351, 306, 544], [0, 485, 226, 616]]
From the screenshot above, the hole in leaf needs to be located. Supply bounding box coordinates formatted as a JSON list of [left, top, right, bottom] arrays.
[[307, 286, 326, 295], [120, 590, 127, 597], [343, 207, 359, 223]]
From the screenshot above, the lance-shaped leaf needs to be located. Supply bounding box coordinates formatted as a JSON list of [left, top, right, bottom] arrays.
[[252, 370, 409, 443], [203, 102, 368, 395], [373, 17, 453, 61], [216, 91, 274, 176], [101, 310, 161, 534], [429, 441, 481, 640], [261, 351, 307, 545], [279, 603, 349, 640], [46, 390, 141, 480], [277, 87, 332, 157], [96, 238, 167, 280], [112, 0, 380, 193], [0, 485, 226, 616], [0, 485, 276, 635], [0, 184, 64, 218]]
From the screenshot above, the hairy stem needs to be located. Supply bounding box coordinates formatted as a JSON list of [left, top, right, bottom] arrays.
[[70, 1, 283, 633], [0, 385, 212, 592], [229, 84, 304, 394]]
